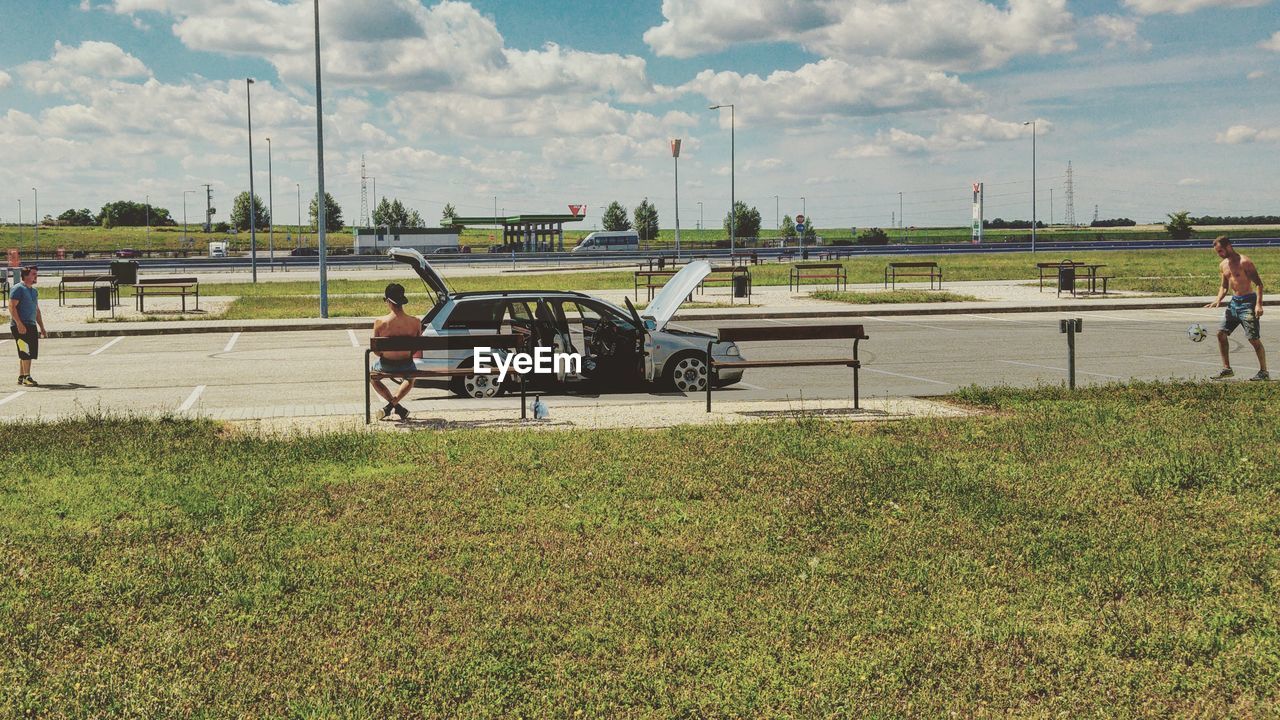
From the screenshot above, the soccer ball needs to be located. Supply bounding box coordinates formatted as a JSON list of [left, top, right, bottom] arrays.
[[1187, 324, 1208, 342]]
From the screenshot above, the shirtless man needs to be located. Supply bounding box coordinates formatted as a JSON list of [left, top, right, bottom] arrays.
[[1205, 236, 1268, 381], [370, 283, 420, 420]]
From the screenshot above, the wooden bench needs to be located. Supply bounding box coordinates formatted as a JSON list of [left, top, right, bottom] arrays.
[[364, 334, 529, 424], [704, 324, 869, 411], [730, 251, 759, 266], [789, 263, 848, 291], [1037, 260, 1084, 291], [696, 266, 752, 303], [634, 269, 680, 301], [59, 274, 119, 307], [885, 261, 941, 290], [135, 277, 199, 312]]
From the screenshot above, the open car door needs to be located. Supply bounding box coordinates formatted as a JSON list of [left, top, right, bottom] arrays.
[[633, 260, 712, 382], [388, 247, 451, 307]]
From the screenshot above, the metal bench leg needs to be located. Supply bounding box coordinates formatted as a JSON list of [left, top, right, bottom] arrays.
[[520, 372, 527, 420], [853, 338, 861, 410], [706, 340, 714, 413], [364, 349, 372, 424]]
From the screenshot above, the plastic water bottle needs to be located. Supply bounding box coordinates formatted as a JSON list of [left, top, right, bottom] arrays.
[[532, 396, 549, 420]]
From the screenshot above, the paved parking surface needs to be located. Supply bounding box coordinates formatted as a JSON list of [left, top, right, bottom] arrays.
[[0, 307, 1262, 423]]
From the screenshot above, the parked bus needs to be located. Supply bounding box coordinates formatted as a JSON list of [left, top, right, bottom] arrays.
[[571, 231, 640, 253]]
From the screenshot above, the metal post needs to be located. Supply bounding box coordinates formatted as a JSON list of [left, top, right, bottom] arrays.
[[313, 0, 328, 318], [672, 138, 681, 260], [32, 188, 38, 258], [246, 77, 257, 283], [1025, 120, 1036, 254], [853, 338, 861, 410], [267, 136, 274, 271], [1060, 318, 1081, 390], [145, 193, 149, 255], [296, 183, 302, 249], [364, 349, 372, 424], [706, 340, 714, 412]]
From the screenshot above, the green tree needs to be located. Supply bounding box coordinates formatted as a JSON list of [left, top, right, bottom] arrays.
[[602, 201, 631, 231], [801, 215, 817, 243], [857, 227, 890, 245], [440, 203, 457, 226], [780, 215, 796, 240], [57, 208, 95, 226], [372, 197, 411, 227], [408, 209, 425, 228], [1165, 210, 1193, 240], [97, 200, 175, 228], [230, 192, 271, 231], [633, 198, 659, 241], [723, 201, 762, 239], [309, 192, 344, 232]]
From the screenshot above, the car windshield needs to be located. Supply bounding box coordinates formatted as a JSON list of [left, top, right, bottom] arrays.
[[590, 299, 636, 331]]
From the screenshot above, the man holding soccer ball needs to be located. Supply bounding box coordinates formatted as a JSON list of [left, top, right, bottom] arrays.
[[1205, 236, 1268, 381]]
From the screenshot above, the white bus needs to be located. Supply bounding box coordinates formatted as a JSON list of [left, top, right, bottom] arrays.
[[571, 231, 640, 253]]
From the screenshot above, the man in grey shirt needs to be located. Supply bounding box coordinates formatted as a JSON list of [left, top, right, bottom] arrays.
[[8, 266, 48, 386]]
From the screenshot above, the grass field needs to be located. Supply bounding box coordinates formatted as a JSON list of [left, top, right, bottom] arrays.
[[1, 382, 1277, 715], [5, 223, 1278, 255], [191, 247, 1271, 319]]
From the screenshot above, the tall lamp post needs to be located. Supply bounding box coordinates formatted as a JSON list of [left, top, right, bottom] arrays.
[[267, 136, 274, 269], [183, 189, 195, 246], [145, 194, 150, 255], [312, 0, 328, 317], [709, 103, 734, 254], [697, 201, 703, 230], [296, 183, 302, 249], [246, 77, 258, 283], [774, 195, 779, 231], [16, 199, 21, 254], [31, 188, 38, 259], [671, 138, 682, 259], [1023, 120, 1037, 253]]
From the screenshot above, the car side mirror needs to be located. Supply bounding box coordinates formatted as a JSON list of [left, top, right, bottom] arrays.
[[644, 319, 657, 331]]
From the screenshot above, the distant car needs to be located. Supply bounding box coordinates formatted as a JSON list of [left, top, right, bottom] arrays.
[[114, 248, 142, 258], [289, 247, 319, 256], [71, 250, 87, 259], [432, 246, 462, 254]]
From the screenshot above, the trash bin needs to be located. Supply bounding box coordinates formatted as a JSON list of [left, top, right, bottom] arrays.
[[110, 260, 139, 285], [94, 284, 113, 312], [657, 257, 666, 270], [801, 247, 810, 260], [733, 274, 749, 298], [1057, 265, 1075, 296]]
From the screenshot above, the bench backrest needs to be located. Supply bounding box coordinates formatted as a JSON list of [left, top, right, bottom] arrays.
[[137, 277, 198, 285], [718, 324, 867, 343], [635, 270, 678, 277], [794, 263, 843, 270], [370, 333, 525, 353], [60, 275, 113, 283], [888, 261, 938, 268]]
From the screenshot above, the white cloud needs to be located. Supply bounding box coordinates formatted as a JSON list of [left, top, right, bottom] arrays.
[[1177, 177, 1203, 185], [1248, 69, 1267, 79], [17, 41, 150, 94], [683, 59, 980, 126], [109, 0, 667, 101], [646, 0, 1076, 72], [838, 113, 1043, 157], [1261, 31, 1280, 52], [1215, 124, 1280, 143], [0, 71, 11, 90], [1089, 15, 1151, 51], [1122, 0, 1268, 14]]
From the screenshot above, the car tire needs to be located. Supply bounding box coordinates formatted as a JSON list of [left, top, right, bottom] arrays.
[[665, 352, 709, 394], [449, 360, 505, 399]]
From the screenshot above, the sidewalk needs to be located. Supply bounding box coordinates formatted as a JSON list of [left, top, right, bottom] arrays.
[[30, 278, 1214, 338]]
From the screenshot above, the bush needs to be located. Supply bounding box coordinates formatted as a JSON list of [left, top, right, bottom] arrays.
[[857, 227, 890, 245], [1166, 211, 1193, 239]]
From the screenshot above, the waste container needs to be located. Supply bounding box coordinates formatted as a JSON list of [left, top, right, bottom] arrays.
[[801, 247, 810, 260], [1057, 265, 1075, 296], [733, 274, 749, 298], [94, 284, 113, 312], [110, 260, 139, 285]]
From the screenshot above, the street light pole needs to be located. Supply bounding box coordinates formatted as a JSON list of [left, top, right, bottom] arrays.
[[313, 0, 329, 317], [671, 138, 682, 259], [183, 189, 195, 246], [31, 188, 38, 259], [296, 183, 302, 249], [774, 195, 779, 231], [16, 199, 21, 254], [709, 103, 735, 253], [1024, 120, 1036, 253], [145, 193, 150, 255], [246, 77, 258, 283], [898, 191, 904, 242], [267, 136, 274, 270]]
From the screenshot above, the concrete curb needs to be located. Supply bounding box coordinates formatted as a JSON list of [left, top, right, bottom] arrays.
[[30, 298, 1216, 338]]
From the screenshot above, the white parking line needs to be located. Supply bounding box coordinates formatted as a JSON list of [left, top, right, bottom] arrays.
[[863, 316, 959, 332], [963, 313, 1031, 323], [864, 367, 952, 385], [0, 391, 25, 406], [347, 329, 360, 347], [89, 336, 124, 356], [1140, 354, 1220, 367], [735, 381, 766, 390], [223, 332, 241, 353], [1151, 308, 1215, 319], [998, 359, 1124, 379], [178, 385, 206, 412]]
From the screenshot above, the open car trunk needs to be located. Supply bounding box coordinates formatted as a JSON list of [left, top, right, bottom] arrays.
[[388, 247, 451, 307]]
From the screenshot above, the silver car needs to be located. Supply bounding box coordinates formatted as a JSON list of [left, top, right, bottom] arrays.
[[389, 248, 744, 397]]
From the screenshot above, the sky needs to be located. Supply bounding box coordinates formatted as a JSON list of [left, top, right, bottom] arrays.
[[0, 0, 1278, 232]]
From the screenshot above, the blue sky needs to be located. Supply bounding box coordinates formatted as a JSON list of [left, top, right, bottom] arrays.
[[1, 0, 1277, 232]]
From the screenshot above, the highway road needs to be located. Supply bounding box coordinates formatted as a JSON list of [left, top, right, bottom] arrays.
[[0, 307, 1261, 424]]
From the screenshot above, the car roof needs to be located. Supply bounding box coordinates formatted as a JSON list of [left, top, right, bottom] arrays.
[[447, 290, 593, 301]]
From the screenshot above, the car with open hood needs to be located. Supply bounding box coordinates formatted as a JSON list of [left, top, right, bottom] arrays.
[[387, 247, 744, 397]]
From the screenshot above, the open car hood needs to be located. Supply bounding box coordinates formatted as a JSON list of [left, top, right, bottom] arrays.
[[388, 247, 451, 302], [640, 260, 711, 332]]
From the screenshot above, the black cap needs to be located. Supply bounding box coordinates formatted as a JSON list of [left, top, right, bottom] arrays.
[[384, 282, 409, 306]]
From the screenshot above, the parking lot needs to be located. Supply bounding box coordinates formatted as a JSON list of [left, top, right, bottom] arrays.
[[0, 306, 1260, 423]]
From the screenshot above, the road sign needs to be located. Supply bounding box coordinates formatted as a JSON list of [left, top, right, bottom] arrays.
[[795, 214, 805, 225], [568, 204, 585, 216], [795, 223, 805, 234]]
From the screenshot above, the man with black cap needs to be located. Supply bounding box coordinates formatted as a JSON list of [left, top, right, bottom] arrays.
[[369, 282, 419, 420]]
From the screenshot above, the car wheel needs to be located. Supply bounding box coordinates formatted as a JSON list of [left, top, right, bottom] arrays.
[[666, 353, 708, 393], [450, 366, 504, 398]]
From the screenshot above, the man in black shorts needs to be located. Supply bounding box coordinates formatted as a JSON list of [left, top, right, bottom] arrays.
[[8, 266, 48, 386]]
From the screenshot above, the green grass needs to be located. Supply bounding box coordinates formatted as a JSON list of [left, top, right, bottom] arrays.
[[2, 382, 1279, 715], [813, 290, 980, 304]]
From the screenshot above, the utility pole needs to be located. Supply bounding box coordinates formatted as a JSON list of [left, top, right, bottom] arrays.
[[296, 183, 302, 248], [313, 0, 329, 317], [774, 195, 779, 231], [202, 184, 213, 232], [31, 189, 38, 259], [145, 194, 150, 255], [898, 191, 904, 242], [671, 138, 682, 259], [267, 137, 274, 269], [709, 103, 735, 253], [183, 189, 195, 246], [246, 77, 258, 282], [1023, 120, 1036, 253]]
